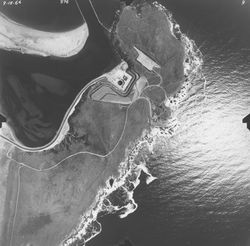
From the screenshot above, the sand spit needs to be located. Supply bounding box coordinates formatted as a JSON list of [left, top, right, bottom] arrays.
[[0, 13, 89, 57]]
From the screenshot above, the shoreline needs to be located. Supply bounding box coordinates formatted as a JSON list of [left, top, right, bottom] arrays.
[[0, 1, 204, 245], [0, 12, 89, 58], [60, 3, 203, 244], [61, 128, 157, 246]]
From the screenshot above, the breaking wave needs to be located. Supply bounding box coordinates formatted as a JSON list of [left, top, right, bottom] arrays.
[[62, 3, 203, 246]]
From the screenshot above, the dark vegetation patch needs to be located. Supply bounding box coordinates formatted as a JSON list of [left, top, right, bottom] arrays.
[[114, 2, 185, 94], [20, 213, 52, 235], [12, 96, 127, 170], [13, 99, 151, 246], [142, 85, 166, 105]]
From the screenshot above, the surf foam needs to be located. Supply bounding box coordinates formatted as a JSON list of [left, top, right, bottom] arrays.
[[61, 2, 203, 246]]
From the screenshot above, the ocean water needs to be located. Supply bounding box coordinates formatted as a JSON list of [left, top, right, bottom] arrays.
[[0, 0, 120, 147], [89, 0, 250, 246], [0, 0, 83, 31], [1, 0, 249, 245]]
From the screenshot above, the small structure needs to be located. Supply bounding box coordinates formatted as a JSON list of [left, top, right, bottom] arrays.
[[0, 114, 6, 128], [134, 46, 160, 71], [243, 113, 250, 131], [105, 61, 136, 95]]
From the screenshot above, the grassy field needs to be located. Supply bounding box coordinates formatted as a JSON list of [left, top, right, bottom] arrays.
[[2, 2, 186, 245], [116, 2, 185, 94], [0, 160, 20, 246], [11, 96, 128, 170], [10, 98, 150, 246]]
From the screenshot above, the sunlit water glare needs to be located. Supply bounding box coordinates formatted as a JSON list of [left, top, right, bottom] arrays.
[[144, 41, 250, 246]]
